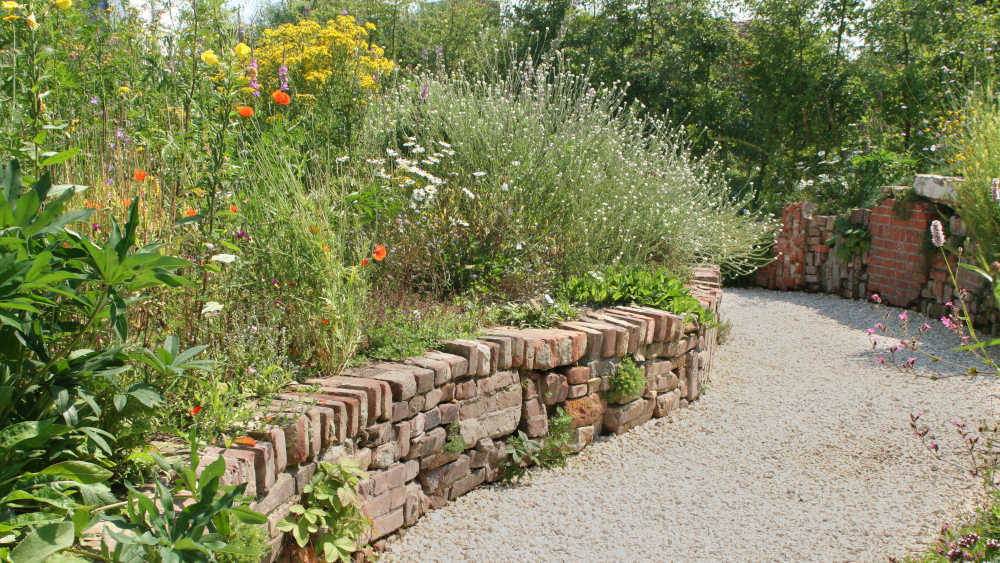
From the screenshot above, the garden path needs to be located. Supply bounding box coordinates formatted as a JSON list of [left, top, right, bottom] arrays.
[[383, 288, 1000, 562]]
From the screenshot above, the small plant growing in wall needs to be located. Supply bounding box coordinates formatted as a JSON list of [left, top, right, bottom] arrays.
[[605, 357, 647, 404], [538, 408, 574, 468], [499, 432, 542, 482], [277, 459, 371, 562], [825, 217, 871, 262], [443, 421, 466, 454]]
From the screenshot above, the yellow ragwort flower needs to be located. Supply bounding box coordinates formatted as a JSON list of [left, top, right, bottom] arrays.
[[200, 49, 219, 66], [54, 0, 71, 9], [234, 42, 251, 59], [118, 85, 130, 95], [25, 12, 37, 29], [2, 1, 20, 10]]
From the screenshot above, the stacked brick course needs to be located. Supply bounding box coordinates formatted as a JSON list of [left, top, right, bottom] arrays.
[[121, 267, 724, 561]]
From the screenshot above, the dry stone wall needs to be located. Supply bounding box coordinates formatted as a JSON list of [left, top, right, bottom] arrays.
[[137, 267, 724, 561]]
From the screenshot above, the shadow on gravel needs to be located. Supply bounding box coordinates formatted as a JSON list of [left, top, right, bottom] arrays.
[[723, 287, 995, 380]]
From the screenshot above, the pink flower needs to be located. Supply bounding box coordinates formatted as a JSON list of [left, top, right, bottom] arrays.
[[877, 356, 885, 365], [921, 322, 931, 330], [898, 311, 907, 321], [905, 357, 916, 368], [945, 301, 953, 307], [871, 293, 881, 302], [929, 219, 946, 248], [866, 328, 876, 335]]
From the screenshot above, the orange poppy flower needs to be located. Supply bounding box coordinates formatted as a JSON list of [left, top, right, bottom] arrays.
[[234, 436, 257, 447], [271, 90, 291, 105], [373, 244, 387, 261], [186, 209, 197, 217], [322, 244, 330, 253], [62, 242, 70, 248], [133, 169, 147, 182], [236, 105, 254, 118], [310, 225, 319, 234], [229, 205, 238, 213], [85, 199, 95, 209], [190, 405, 203, 416], [361, 258, 369, 267], [321, 318, 330, 325]]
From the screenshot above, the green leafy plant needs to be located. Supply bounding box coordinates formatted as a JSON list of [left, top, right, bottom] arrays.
[[605, 357, 647, 404], [0, 158, 191, 559], [104, 431, 266, 562], [499, 431, 542, 483], [276, 459, 371, 563], [537, 408, 573, 468], [483, 299, 580, 329], [825, 217, 871, 262], [443, 421, 466, 454], [559, 265, 712, 324], [358, 297, 483, 362], [214, 518, 271, 563]]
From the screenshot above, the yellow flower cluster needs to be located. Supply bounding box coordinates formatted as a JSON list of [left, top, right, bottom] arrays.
[[256, 16, 393, 95]]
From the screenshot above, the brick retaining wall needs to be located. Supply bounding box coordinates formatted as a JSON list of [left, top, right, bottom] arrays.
[[122, 266, 725, 561]]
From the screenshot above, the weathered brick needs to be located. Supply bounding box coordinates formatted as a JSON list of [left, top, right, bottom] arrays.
[[250, 473, 294, 515], [418, 455, 470, 494], [371, 463, 407, 496], [564, 366, 592, 385], [404, 356, 451, 387], [460, 396, 488, 420], [371, 442, 396, 469], [394, 420, 411, 459], [404, 483, 427, 526], [449, 469, 485, 500], [424, 351, 469, 379], [494, 385, 522, 411], [439, 403, 459, 425], [481, 335, 512, 370], [455, 380, 478, 401], [557, 321, 604, 361], [197, 448, 257, 498], [481, 406, 521, 438], [603, 398, 655, 435], [391, 401, 409, 423], [233, 439, 276, 495], [424, 387, 444, 410], [565, 393, 605, 428], [262, 409, 311, 465], [423, 407, 442, 431], [407, 394, 425, 417], [539, 372, 568, 405], [247, 425, 287, 475], [520, 415, 547, 438], [444, 340, 488, 376], [568, 383, 588, 399], [371, 507, 404, 538]]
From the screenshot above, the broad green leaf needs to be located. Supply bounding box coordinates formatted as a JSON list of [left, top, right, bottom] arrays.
[[9, 521, 74, 563], [40, 149, 80, 168], [39, 461, 112, 484]]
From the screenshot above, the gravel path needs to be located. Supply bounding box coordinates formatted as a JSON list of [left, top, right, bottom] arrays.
[[383, 288, 1000, 562]]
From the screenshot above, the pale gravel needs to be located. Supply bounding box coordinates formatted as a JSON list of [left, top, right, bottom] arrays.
[[383, 288, 1000, 563]]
